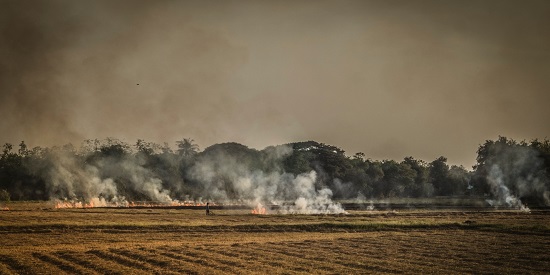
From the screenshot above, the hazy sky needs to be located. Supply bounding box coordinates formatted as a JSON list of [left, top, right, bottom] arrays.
[[1, 0, 549, 167]]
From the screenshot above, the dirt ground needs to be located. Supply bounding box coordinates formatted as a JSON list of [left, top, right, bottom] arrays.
[[0, 202, 549, 274]]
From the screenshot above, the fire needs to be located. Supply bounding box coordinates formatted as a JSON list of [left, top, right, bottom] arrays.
[[53, 198, 214, 209], [251, 203, 266, 215], [55, 201, 94, 209]]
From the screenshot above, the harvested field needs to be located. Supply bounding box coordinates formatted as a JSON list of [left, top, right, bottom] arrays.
[[0, 202, 549, 274]]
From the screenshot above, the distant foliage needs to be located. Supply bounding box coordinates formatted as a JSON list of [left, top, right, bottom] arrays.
[[471, 136, 550, 205], [0, 137, 548, 205]]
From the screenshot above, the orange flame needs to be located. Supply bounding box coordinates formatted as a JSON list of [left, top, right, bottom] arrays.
[[251, 204, 267, 215], [54, 199, 215, 209]]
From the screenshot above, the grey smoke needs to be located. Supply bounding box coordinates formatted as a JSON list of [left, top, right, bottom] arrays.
[[48, 150, 117, 201], [484, 145, 548, 210], [44, 142, 346, 213], [46, 145, 176, 205], [189, 145, 346, 214], [2, 1, 550, 168]]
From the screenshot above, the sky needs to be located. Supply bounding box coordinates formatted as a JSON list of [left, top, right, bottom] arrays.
[[1, 0, 549, 167]]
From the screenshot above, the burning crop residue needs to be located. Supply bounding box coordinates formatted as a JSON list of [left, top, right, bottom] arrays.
[[53, 198, 212, 209], [55, 200, 95, 209], [485, 164, 532, 213], [251, 203, 267, 214], [34, 142, 352, 215]]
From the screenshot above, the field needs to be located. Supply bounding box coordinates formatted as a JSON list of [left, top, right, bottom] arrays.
[[1, 202, 549, 274]]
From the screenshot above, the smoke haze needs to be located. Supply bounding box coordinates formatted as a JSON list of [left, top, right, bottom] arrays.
[[41, 141, 347, 213], [1, 0, 550, 167]]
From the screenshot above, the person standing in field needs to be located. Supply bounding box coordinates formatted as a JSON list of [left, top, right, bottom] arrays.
[[206, 202, 210, 215]]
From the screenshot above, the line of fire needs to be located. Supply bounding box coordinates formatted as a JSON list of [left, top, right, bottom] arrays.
[[50, 199, 517, 213]]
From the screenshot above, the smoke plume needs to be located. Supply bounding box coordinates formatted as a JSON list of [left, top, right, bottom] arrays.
[[189, 144, 346, 214], [2, 1, 550, 168], [44, 144, 179, 206], [39, 141, 346, 213], [483, 145, 548, 210]]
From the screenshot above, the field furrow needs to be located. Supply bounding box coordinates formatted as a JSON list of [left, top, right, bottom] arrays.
[[55, 251, 123, 275], [329, 237, 468, 272], [1, 206, 548, 274], [161, 246, 243, 273], [154, 246, 237, 274], [0, 257, 18, 275], [251, 242, 368, 273], [136, 246, 239, 274], [108, 248, 182, 275], [262, 241, 403, 273], [0, 254, 53, 274], [337, 233, 550, 274], [239, 243, 360, 274], [143, 249, 206, 274], [210, 245, 312, 273], [197, 245, 281, 274], [32, 252, 95, 275], [86, 249, 154, 274], [182, 246, 260, 274]]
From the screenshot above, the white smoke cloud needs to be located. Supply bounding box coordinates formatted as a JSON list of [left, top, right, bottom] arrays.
[[42, 142, 348, 213], [483, 144, 549, 211], [45, 148, 176, 206], [485, 164, 530, 212], [190, 147, 347, 214], [48, 151, 118, 201]]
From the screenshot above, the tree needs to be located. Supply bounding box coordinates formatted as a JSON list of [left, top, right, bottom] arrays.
[[376, 160, 416, 198], [99, 140, 131, 157], [176, 138, 199, 158], [2, 143, 13, 156], [18, 141, 28, 157], [402, 157, 432, 197], [1, 143, 30, 200], [283, 150, 312, 175], [135, 139, 161, 156], [353, 152, 365, 161], [471, 136, 550, 205], [447, 165, 470, 196], [429, 156, 450, 196], [161, 142, 173, 154]]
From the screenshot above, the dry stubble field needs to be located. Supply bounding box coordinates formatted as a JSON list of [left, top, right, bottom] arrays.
[[0, 202, 549, 274]]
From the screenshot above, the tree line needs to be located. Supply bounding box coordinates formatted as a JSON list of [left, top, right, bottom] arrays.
[[1, 136, 549, 205]]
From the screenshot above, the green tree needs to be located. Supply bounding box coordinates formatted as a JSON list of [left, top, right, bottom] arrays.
[[283, 150, 312, 175], [100, 141, 131, 157], [18, 141, 28, 156], [447, 165, 470, 196], [374, 160, 416, 198], [2, 143, 13, 156], [429, 156, 450, 196], [135, 139, 161, 156], [343, 156, 372, 198], [0, 143, 35, 200], [402, 157, 432, 197], [176, 138, 199, 158]]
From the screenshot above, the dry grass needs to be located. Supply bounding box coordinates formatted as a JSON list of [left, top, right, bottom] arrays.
[[0, 201, 549, 274]]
